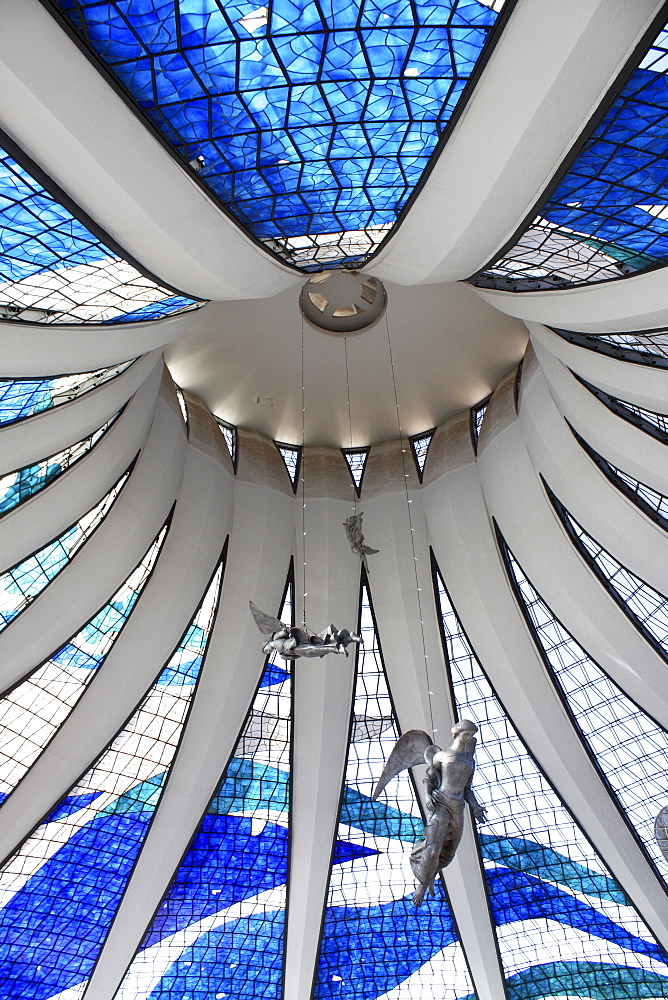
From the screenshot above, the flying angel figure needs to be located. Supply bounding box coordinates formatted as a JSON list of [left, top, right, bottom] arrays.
[[343, 512, 378, 571], [373, 721, 486, 906], [249, 601, 362, 660]]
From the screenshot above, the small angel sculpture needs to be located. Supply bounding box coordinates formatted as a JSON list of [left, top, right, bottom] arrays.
[[343, 512, 378, 570], [373, 720, 486, 906], [655, 805, 668, 863], [249, 601, 362, 660]]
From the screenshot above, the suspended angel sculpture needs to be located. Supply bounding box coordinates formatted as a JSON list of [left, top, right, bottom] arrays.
[[373, 720, 486, 906], [249, 601, 362, 660], [343, 512, 378, 570], [655, 805, 668, 863]]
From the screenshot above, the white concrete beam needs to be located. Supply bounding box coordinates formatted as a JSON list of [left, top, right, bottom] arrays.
[[0, 0, 298, 301], [370, 0, 664, 284]]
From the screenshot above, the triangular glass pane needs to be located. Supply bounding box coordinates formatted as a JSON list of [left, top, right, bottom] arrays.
[[276, 442, 301, 491], [470, 396, 491, 452], [341, 448, 368, 492], [115, 579, 295, 1000], [215, 417, 237, 468], [0, 414, 117, 517], [313, 584, 476, 1000], [175, 387, 188, 428], [433, 566, 668, 997], [501, 538, 668, 880], [0, 363, 132, 427], [0, 465, 130, 631], [0, 560, 224, 998], [409, 429, 435, 481], [0, 522, 169, 798], [550, 489, 668, 660]]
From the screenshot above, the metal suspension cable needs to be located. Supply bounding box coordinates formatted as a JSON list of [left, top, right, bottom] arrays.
[[301, 309, 308, 630], [384, 311, 435, 736], [344, 336, 358, 515]]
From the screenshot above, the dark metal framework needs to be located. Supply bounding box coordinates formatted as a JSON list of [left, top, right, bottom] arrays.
[[275, 441, 302, 492], [408, 428, 435, 483], [470, 394, 491, 453], [553, 327, 668, 369], [341, 447, 369, 496], [215, 416, 238, 471], [574, 373, 668, 443]]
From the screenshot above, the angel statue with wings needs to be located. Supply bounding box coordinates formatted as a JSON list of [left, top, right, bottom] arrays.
[[373, 720, 486, 906], [249, 601, 362, 660]]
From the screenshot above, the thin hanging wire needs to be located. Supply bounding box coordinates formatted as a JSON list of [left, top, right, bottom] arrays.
[[385, 311, 435, 736], [301, 308, 308, 630], [344, 337, 358, 515]]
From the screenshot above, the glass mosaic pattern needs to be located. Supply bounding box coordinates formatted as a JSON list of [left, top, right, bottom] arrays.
[[215, 417, 237, 467], [342, 448, 368, 492], [555, 327, 668, 366], [0, 523, 168, 797], [502, 542, 668, 880], [579, 378, 668, 441], [475, 26, 668, 289], [0, 560, 224, 1000], [276, 442, 301, 490], [0, 416, 115, 518], [0, 468, 130, 632], [313, 585, 475, 1000], [470, 395, 490, 451], [0, 361, 132, 427], [0, 141, 198, 323], [51, 0, 506, 270], [409, 428, 434, 481], [552, 495, 668, 665], [433, 566, 668, 998], [115, 582, 294, 1000]]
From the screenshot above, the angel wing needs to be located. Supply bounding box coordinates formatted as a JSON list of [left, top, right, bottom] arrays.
[[372, 729, 440, 801], [249, 601, 286, 635], [655, 805, 668, 862]]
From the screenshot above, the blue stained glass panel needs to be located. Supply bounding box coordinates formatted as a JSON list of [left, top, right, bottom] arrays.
[[51, 0, 506, 270], [0, 523, 168, 797], [502, 541, 668, 880], [0, 361, 131, 427], [0, 467, 129, 631], [116, 582, 295, 1000], [0, 143, 199, 323], [0, 415, 115, 518], [475, 26, 668, 289], [0, 562, 224, 1000], [314, 585, 476, 1000], [433, 566, 668, 997]]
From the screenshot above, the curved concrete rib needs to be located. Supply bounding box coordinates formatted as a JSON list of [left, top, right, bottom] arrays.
[[0, 310, 200, 376], [520, 351, 668, 600], [363, 465, 506, 1000], [369, 0, 663, 285], [532, 334, 668, 498], [0, 0, 297, 302], [0, 357, 162, 572], [0, 350, 161, 475], [0, 395, 233, 863], [425, 423, 668, 956], [82, 478, 295, 1000], [284, 496, 359, 1000], [530, 323, 668, 413], [472, 264, 668, 335], [0, 375, 187, 694], [477, 376, 668, 731]]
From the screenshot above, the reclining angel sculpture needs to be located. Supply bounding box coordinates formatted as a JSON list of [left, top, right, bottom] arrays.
[[373, 720, 486, 906], [249, 601, 362, 660]]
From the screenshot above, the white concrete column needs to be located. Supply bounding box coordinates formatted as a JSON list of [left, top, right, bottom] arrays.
[[0, 375, 187, 693], [425, 418, 668, 954], [0, 357, 162, 574], [83, 476, 296, 1000], [0, 350, 162, 476], [0, 395, 234, 861]]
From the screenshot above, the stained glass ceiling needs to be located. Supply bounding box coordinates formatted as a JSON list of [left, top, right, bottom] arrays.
[[49, 0, 508, 270]]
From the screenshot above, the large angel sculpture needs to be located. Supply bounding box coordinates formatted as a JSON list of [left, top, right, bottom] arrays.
[[343, 512, 378, 570], [373, 720, 486, 906], [249, 601, 362, 660]]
